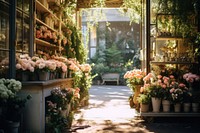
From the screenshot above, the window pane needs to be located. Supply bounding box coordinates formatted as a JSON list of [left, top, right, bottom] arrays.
[[0, 51, 9, 78], [90, 48, 96, 58]]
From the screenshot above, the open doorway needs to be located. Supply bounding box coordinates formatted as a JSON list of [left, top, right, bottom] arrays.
[[81, 8, 143, 85]]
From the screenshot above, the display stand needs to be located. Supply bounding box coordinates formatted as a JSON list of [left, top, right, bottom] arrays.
[[19, 78, 73, 133]]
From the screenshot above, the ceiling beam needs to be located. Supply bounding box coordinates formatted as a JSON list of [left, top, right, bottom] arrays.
[[77, 0, 123, 8]]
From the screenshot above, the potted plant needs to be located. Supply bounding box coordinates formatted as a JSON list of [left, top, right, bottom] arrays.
[[182, 87, 192, 112], [46, 87, 80, 132], [158, 75, 175, 112], [0, 78, 31, 133], [137, 94, 151, 112], [170, 82, 186, 112], [124, 69, 146, 109]]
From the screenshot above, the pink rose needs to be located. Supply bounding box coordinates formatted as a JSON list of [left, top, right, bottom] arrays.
[[16, 63, 22, 69], [157, 75, 162, 79]]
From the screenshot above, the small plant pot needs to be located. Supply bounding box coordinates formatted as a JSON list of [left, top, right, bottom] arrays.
[[162, 100, 170, 112], [174, 103, 181, 112], [183, 103, 191, 112], [151, 97, 161, 112], [192, 103, 199, 113], [140, 103, 149, 112]]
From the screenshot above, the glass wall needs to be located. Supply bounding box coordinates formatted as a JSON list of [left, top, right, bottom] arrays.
[[0, 1, 10, 78], [0, 0, 31, 78]]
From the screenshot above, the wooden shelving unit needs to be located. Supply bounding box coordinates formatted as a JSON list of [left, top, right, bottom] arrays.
[[35, 0, 66, 54]]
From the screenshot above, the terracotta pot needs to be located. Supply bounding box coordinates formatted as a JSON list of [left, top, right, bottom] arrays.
[[22, 72, 29, 81], [39, 71, 49, 81], [162, 100, 170, 112], [133, 85, 143, 110], [140, 103, 149, 112], [192, 103, 199, 112], [151, 97, 161, 112], [5, 120, 20, 133], [174, 103, 181, 112], [183, 103, 191, 112]]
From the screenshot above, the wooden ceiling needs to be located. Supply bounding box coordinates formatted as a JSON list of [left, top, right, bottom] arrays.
[[77, 0, 123, 8]]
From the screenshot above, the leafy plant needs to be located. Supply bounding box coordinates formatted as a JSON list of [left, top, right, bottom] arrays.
[[0, 78, 31, 122], [137, 94, 151, 104]]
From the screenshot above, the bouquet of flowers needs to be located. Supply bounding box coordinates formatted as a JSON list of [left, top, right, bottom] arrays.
[[124, 69, 146, 90], [0, 78, 31, 122], [183, 73, 200, 83], [170, 82, 187, 104], [183, 73, 200, 91]]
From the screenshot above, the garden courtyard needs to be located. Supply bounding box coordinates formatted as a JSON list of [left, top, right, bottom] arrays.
[[71, 85, 200, 133]]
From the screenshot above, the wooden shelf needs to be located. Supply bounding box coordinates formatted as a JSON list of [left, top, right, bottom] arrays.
[[36, 38, 64, 51], [150, 61, 197, 65], [36, 0, 59, 21], [138, 112, 200, 117], [35, 38, 61, 49], [36, 18, 57, 32], [35, 0, 67, 54], [156, 37, 183, 41]]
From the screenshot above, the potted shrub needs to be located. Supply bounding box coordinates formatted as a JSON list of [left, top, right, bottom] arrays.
[[137, 94, 151, 112], [0, 78, 31, 133]]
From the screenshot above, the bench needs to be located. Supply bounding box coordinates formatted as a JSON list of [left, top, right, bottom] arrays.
[[101, 73, 120, 85]]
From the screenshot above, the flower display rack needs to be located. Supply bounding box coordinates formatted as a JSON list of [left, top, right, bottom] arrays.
[[19, 78, 73, 133]]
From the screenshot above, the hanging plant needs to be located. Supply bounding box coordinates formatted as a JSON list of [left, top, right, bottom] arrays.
[[119, 0, 142, 24]]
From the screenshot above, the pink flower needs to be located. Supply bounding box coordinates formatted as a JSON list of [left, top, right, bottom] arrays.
[[170, 88, 175, 93], [16, 63, 22, 70], [164, 79, 169, 84], [157, 75, 162, 79], [169, 75, 174, 79], [179, 83, 186, 88], [162, 84, 167, 89]]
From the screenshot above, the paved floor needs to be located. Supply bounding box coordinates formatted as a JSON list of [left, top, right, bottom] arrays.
[[71, 85, 200, 133]]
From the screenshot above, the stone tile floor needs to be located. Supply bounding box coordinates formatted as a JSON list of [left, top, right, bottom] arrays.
[[71, 85, 200, 133]]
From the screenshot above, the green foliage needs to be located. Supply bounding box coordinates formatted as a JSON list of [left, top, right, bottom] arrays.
[[105, 45, 123, 67], [73, 71, 95, 101], [137, 94, 151, 104], [119, 0, 142, 24], [149, 84, 163, 99], [154, 0, 197, 38], [45, 87, 79, 132], [64, 25, 87, 64], [194, 32, 200, 57]]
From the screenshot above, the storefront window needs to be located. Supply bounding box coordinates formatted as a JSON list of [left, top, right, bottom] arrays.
[[0, 2, 9, 78]]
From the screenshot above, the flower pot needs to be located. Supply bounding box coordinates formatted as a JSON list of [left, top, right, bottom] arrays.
[[49, 72, 55, 80], [192, 103, 199, 112], [22, 72, 29, 81], [183, 103, 191, 112], [39, 71, 49, 81], [133, 85, 143, 110], [162, 100, 170, 112], [174, 103, 181, 112], [129, 96, 134, 108], [60, 72, 66, 79], [29, 72, 38, 81], [5, 120, 20, 133], [151, 97, 161, 112], [140, 103, 149, 112]]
